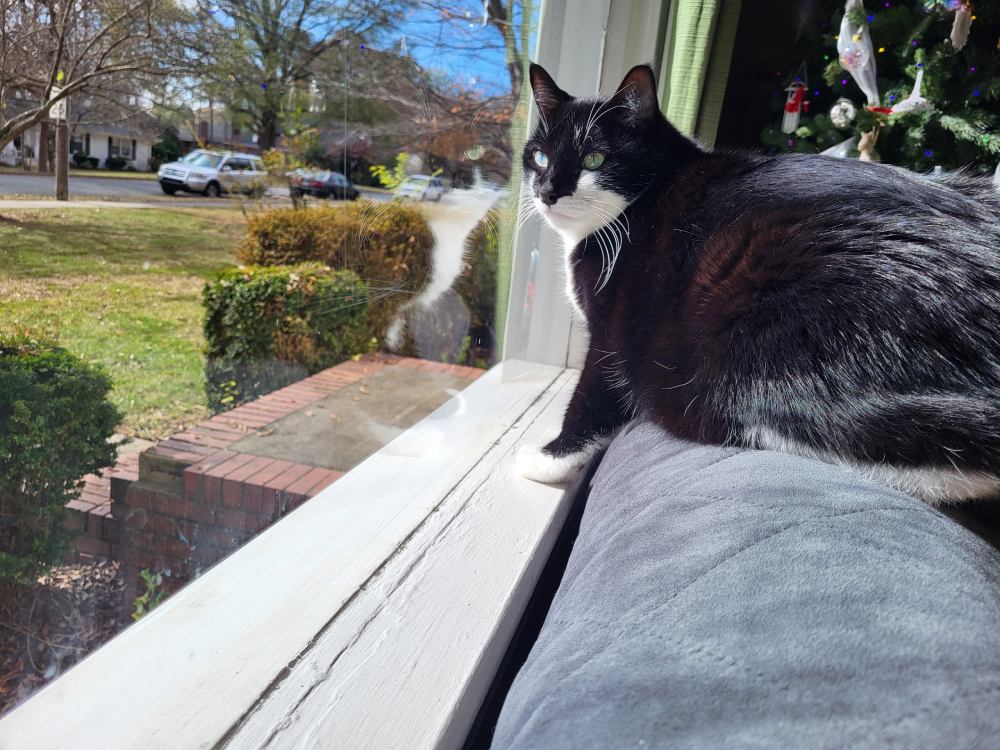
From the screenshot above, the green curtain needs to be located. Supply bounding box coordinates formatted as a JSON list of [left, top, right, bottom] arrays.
[[659, 0, 742, 147]]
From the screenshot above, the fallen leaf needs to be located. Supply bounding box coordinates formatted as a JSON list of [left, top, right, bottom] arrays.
[[304, 410, 314, 417], [359, 386, 369, 395], [256, 428, 275, 437]]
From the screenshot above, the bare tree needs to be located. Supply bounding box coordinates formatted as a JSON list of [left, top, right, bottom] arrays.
[[0, 0, 189, 150], [189, 0, 402, 150]]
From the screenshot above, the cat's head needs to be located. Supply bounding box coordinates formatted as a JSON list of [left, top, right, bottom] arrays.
[[523, 63, 671, 243]]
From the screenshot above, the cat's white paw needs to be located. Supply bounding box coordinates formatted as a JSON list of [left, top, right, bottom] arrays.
[[515, 443, 591, 484]]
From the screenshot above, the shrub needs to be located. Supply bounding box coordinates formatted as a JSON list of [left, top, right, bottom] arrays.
[[236, 208, 326, 266], [203, 265, 371, 410], [236, 201, 434, 337], [71, 152, 90, 168], [397, 218, 498, 367], [151, 128, 181, 166], [0, 335, 121, 586], [105, 156, 127, 170], [454, 218, 499, 367]]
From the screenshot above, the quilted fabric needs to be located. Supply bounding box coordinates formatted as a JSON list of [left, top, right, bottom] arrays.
[[492, 421, 1000, 749]]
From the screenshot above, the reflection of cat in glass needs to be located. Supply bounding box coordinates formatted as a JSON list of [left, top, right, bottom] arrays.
[[516, 63, 1000, 505]]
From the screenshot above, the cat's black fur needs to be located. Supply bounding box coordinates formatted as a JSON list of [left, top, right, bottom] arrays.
[[523, 63, 1000, 501]]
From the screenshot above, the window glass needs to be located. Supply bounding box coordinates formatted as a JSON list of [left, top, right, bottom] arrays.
[[182, 151, 223, 168], [0, 0, 539, 714]]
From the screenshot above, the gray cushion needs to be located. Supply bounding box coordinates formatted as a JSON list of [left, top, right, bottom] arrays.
[[492, 421, 1000, 749]]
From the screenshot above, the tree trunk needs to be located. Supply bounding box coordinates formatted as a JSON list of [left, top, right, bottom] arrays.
[[257, 110, 279, 151], [55, 120, 69, 201], [38, 121, 50, 173]]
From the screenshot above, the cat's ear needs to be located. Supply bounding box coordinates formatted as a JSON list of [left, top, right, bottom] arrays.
[[529, 63, 571, 123], [608, 64, 660, 129]]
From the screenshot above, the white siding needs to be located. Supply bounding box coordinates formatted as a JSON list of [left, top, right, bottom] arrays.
[[77, 131, 152, 171]]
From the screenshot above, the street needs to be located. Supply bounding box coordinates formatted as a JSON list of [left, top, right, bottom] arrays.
[[0, 173, 163, 198], [0, 172, 392, 204]]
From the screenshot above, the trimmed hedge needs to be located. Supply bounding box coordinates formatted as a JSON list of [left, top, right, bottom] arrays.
[[0, 335, 121, 585], [203, 265, 371, 410], [454, 218, 498, 366], [236, 202, 434, 337]]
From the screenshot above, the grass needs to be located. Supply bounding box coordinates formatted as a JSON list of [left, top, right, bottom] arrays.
[[0, 166, 156, 179], [0, 207, 246, 439]]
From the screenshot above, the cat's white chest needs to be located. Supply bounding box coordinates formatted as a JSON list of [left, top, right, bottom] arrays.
[[558, 230, 586, 320]]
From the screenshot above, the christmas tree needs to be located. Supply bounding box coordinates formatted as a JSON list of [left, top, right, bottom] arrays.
[[761, 1, 1000, 174]]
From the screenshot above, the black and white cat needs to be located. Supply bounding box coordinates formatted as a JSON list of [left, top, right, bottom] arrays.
[[515, 63, 1000, 505]]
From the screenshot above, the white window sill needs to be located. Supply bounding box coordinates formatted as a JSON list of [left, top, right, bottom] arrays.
[[0, 359, 578, 750]]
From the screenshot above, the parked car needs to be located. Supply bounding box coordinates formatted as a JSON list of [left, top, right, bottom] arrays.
[[394, 174, 444, 201], [289, 170, 359, 200], [157, 149, 267, 197]]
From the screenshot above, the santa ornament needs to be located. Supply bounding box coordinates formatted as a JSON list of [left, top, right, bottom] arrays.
[[783, 81, 809, 134]]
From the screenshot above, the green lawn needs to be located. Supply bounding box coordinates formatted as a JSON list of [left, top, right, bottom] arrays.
[[0, 208, 246, 439]]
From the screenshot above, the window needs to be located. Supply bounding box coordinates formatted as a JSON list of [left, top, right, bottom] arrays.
[[109, 137, 132, 159], [180, 150, 223, 168], [0, 0, 550, 723]]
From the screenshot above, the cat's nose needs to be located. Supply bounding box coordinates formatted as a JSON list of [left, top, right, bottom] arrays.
[[539, 190, 559, 206]]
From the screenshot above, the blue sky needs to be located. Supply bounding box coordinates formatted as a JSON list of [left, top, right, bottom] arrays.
[[371, 1, 539, 96]]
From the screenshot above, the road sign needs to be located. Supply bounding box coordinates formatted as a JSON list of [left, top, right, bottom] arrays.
[[48, 88, 66, 121]]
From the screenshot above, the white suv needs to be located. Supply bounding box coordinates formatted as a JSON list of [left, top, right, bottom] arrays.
[[158, 150, 267, 197], [394, 174, 444, 201]]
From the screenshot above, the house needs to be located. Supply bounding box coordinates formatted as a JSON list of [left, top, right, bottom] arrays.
[[177, 105, 258, 153], [67, 120, 159, 171], [11, 97, 161, 171]]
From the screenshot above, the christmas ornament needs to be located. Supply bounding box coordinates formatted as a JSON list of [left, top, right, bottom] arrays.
[[950, 4, 973, 50], [783, 81, 808, 134], [821, 136, 858, 158], [858, 129, 880, 162], [891, 69, 932, 114], [837, 1, 879, 105], [829, 98, 858, 128]]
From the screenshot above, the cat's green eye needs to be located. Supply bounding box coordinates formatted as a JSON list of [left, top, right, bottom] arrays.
[[533, 150, 549, 168], [582, 152, 605, 170]]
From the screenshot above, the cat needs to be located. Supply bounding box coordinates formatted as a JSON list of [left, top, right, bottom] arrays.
[[514, 62, 1000, 505]]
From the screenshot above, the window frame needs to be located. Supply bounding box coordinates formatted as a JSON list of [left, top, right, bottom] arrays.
[[0, 2, 671, 745]]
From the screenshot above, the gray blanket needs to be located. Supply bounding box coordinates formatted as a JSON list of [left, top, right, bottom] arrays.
[[492, 422, 1000, 749]]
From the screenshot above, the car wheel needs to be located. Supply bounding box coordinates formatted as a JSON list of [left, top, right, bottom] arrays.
[[204, 182, 221, 198], [161, 184, 177, 195]]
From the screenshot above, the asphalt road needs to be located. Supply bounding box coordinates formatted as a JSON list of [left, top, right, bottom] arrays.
[[0, 172, 391, 204], [0, 173, 163, 198]]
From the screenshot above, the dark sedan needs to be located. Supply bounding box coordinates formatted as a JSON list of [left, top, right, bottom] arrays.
[[290, 170, 360, 200]]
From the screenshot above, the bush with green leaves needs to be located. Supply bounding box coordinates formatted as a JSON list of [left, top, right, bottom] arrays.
[[151, 129, 181, 169], [105, 156, 127, 170], [235, 202, 434, 338], [399, 218, 498, 368], [203, 265, 372, 410], [0, 335, 121, 586]]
